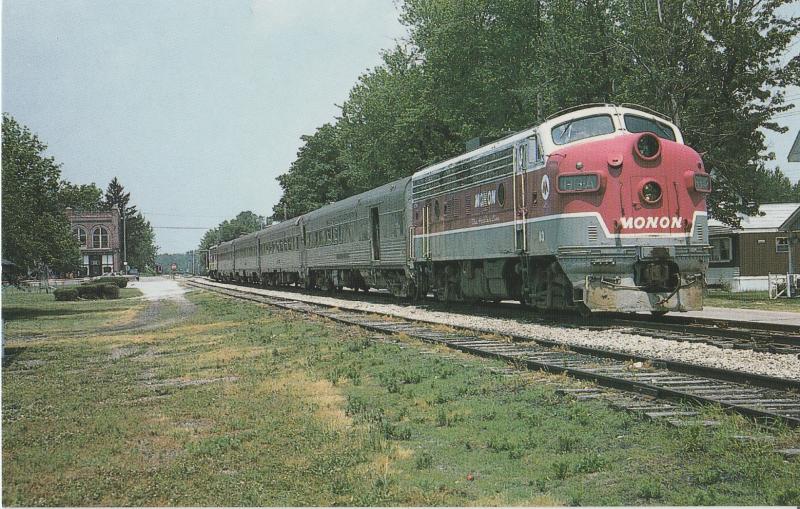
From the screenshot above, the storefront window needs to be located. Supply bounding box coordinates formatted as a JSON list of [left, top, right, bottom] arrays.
[[102, 254, 114, 273]]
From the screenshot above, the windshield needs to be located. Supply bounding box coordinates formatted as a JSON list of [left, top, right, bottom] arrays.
[[623, 114, 676, 141], [551, 115, 615, 145]]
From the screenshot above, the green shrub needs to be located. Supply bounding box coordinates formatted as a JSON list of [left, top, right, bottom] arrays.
[[95, 276, 128, 288], [101, 284, 120, 299], [77, 283, 120, 300], [54, 288, 79, 301], [77, 284, 103, 300]]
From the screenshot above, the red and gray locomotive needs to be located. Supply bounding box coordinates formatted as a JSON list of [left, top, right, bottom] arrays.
[[209, 104, 711, 314]]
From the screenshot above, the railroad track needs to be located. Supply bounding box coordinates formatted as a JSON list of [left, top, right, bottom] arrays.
[[598, 314, 800, 356], [189, 278, 800, 356], [187, 278, 800, 428]]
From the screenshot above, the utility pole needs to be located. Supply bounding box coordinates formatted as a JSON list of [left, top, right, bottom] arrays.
[[117, 205, 128, 274], [123, 213, 127, 274]]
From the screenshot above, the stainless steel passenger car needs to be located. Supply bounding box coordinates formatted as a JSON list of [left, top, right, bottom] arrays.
[[214, 241, 235, 281], [233, 232, 260, 282], [257, 218, 303, 285], [301, 177, 413, 295]]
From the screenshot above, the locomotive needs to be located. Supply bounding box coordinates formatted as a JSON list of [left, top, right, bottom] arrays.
[[209, 104, 711, 314]]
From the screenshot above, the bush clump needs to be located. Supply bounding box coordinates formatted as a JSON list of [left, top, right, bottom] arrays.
[[95, 276, 128, 288], [77, 283, 120, 300], [101, 284, 120, 299], [54, 288, 79, 301], [77, 284, 103, 299]]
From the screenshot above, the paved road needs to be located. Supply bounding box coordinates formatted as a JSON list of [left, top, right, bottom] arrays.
[[129, 277, 188, 301], [681, 306, 800, 326]]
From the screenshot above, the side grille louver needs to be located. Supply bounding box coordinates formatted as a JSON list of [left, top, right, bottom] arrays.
[[587, 225, 598, 243]]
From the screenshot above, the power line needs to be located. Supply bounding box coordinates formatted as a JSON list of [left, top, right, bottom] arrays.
[[772, 112, 800, 119], [152, 226, 213, 230], [142, 211, 232, 219]]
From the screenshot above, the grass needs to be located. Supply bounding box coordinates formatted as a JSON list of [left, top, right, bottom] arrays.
[[2, 288, 144, 337], [704, 290, 800, 312], [3, 290, 800, 505]]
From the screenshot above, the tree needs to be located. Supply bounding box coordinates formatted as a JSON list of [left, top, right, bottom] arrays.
[[59, 182, 104, 211], [104, 177, 135, 216], [199, 211, 265, 251], [102, 177, 156, 271], [272, 124, 350, 219], [753, 167, 800, 204], [272, 0, 799, 227], [197, 210, 265, 273], [124, 212, 158, 271], [337, 46, 462, 192], [2, 114, 79, 279]]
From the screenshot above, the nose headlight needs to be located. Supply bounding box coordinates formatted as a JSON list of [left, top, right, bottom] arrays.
[[641, 181, 662, 204], [636, 133, 661, 160]]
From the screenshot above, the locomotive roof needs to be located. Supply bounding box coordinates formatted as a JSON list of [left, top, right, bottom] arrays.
[[411, 104, 682, 181], [411, 125, 537, 181]]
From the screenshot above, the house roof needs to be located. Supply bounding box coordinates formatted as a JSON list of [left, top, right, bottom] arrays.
[[789, 130, 800, 162], [780, 204, 800, 232], [708, 203, 800, 233]]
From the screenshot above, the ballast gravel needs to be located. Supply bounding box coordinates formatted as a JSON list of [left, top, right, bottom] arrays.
[[201, 280, 800, 381]]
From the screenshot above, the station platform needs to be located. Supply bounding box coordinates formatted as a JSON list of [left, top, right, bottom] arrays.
[[680, 306, 800, 327]]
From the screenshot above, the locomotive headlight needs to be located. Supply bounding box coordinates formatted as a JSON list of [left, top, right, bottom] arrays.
[[640, 180, 663, 204], [635, 133, 661, 160], [557, 173, 601, 193], [693, 173, 711, 193]]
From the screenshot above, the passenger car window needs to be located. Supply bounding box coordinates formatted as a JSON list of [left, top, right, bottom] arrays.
[[623, 114, 676, 141], [551, 115, 615, 145]]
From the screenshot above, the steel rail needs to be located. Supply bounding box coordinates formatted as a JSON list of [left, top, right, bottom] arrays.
[[187, 279, 800, 428], [194, 277, 800, 355]]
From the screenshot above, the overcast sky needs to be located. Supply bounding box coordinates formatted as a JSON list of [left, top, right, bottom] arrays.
[[3, 1, 799, 254]]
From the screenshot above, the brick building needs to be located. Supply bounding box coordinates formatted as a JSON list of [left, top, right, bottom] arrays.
[[65, 207, 122, 276]]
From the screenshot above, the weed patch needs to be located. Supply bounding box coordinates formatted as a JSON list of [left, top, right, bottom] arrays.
[[3, 290, 800, 506]]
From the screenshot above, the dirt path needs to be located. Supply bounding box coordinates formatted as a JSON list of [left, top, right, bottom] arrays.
[[124, 277, 197, 331], [6, 278, 197, 342]]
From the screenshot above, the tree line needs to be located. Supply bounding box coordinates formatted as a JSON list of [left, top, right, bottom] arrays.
[[187, 211, 265, 272], [271, 0, 799, 226], [2, 114, 158, 281]]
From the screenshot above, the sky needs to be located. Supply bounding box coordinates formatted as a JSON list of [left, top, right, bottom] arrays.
[[2, 0, 408, 253], [3, 1, 799, 254]]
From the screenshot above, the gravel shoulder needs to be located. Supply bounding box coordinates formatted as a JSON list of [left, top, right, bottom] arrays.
[[197, 279, 800, 381]]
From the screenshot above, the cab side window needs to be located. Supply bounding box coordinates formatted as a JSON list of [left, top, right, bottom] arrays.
[[528, 135, 543, 165]]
